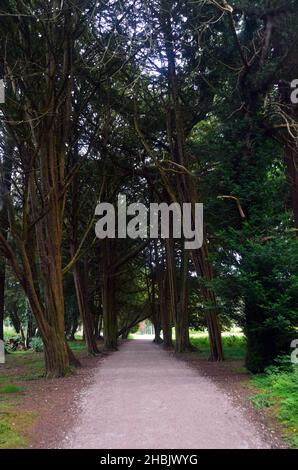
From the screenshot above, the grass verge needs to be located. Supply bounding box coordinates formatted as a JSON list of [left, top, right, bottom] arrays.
[[0, 339, 87, 448], [250, 368, 298, 448]]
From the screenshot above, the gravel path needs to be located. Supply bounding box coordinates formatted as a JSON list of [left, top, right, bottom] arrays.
[[63, 339, 270, 449]]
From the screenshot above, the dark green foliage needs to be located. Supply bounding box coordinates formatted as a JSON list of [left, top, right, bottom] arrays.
[[190, 105, 298, 372], [242, 237, 298, 372]]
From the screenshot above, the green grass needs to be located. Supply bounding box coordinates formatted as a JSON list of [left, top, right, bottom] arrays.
[[0, 418, 24, 449], [250, 368, 298, 447], [0, 342, 88, 448], [0, 375, 31, 448], [0, 349, 43, 448], [0, 385, 25, 394], [68, 340, 86, 352], [0, 411, 35, 449], [190, 332, 246, 360]]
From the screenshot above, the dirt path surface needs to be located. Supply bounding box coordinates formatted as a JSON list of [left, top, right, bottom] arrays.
[[63, 339, 270, 449]]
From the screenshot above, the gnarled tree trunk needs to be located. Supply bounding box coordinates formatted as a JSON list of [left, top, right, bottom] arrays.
[[73, 260, 99, 355], [159, 270, 173, 348], [102, 239, 118, 351], [175, 249, 191, 353], [165, 237, 178, 347], [191, 244, 224, 361]]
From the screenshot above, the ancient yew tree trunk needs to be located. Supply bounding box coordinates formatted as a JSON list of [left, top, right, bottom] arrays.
[[102, 239, 118, 351], [165, 237, 178, 347], [165, 239, 191, 353], [158, 268, 173, 348], [72, 259, 99, 355], [70, 165, 99, 355], [152, 312, 162, 344], [175, 249, 191, 353], [0, 1, 83, 377], [24, 4, 79, 376], [149, 243, 163, 344], [35, 135, 70, 376], [191, 244, 224, 361], [154, 253, 168, 347]]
